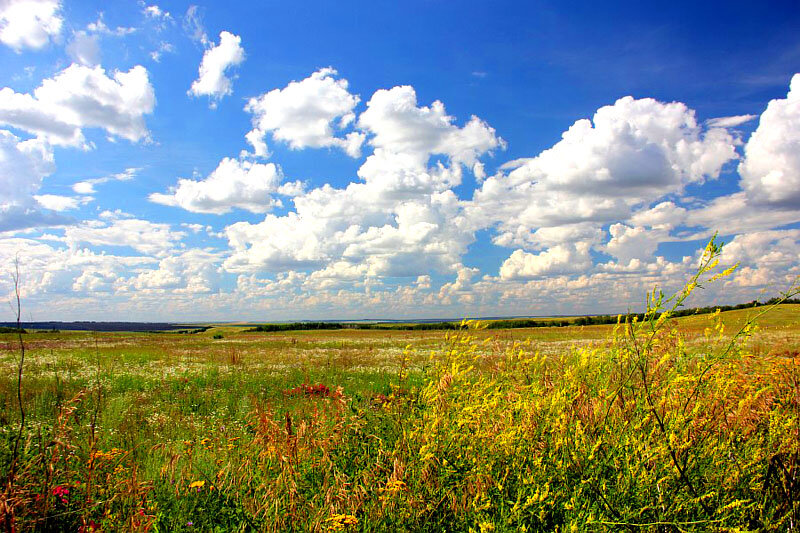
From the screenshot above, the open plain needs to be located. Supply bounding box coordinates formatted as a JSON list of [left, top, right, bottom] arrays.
[[1, 297, 799, 531]]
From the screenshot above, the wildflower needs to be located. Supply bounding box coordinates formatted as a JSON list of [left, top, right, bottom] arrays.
[[188, 480, 205, 489], [52, 485, 70, 505], [325, 513, 358, 531], [479, 521, 495, 532], [186, 521, 194, 527], [379, 479, 407, 500]]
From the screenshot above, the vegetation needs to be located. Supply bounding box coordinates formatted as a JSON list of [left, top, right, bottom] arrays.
[[244, 298, 800, 334], [1, 238, 799, 531]]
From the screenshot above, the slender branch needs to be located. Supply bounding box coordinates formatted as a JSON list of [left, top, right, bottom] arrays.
[[9, 255, 26, 483]]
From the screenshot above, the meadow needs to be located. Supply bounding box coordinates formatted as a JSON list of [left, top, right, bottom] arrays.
[[1, 243, 799, 531]]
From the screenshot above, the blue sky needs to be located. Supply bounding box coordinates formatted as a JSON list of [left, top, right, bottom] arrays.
[[1, 0, 799, 321]]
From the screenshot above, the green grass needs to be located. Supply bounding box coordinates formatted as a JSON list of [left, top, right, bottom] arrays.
[[1, 255, 799, 530]]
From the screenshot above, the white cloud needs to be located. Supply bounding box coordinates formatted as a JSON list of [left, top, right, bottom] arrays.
[[705, 114, 757, 128], [491, 222, 603, 251], [143, 4, 170, 20], [738, 73, 800, 207], [630, 201, 687, 228], [149, 41, 174, 62], [719, 229, 800, 269], [685, 192, 800, 236], [0, 130, 70, 230], [499, 243, 592, 280], [470, 95, 738, 248], [0, 0, 62, 51], [0, 63, 156, 147], [245, 68, 363, 157], [3, 69, 799, 321], [86, 14, 136, 36], [358, 84, 504, 165], [66, 31, 100, 66], [603, 223, 668, 264], [225, 212, 330, 272], [33, 194, 85, 211], [149, 158, 285, 214], [0, 130, 52, 204], [182, 5, 207, 44], [0, 237, 157, 298], [188, 30, 244, 105], [72, 167, 140, 195], [227, 81, 504, 278], [125, 249, 222, 294], [64, 215, 185, 257]]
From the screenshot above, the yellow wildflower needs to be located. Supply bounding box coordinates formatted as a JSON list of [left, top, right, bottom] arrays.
[[325, 513, 358, 531]]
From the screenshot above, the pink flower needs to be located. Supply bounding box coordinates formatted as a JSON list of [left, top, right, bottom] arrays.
[[52, 485, 69, 505]]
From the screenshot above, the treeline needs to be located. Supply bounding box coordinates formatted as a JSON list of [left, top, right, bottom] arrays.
[[0, 321, 201, 332], [244, 298, 800, 333]]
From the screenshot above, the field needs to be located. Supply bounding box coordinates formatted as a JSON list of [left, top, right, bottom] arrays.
[[1, 267, 799, 531]]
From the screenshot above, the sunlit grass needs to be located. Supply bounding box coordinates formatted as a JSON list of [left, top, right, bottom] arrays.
[[1, 243, 799, 531]]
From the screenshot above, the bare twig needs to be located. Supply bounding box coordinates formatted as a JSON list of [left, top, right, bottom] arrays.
[[10, 255, 26, 481]]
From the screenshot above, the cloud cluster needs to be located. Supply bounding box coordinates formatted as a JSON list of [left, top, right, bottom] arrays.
[[1, 35, 799, 321], [0, 0, 62, 51], [245, 68, 363, 157], [63, 211, 184, 257], [738, 73, 800, 208], [470, 96, 737, 251], [0, 129, 62, 230], [0, 63, 156, 146], [224, 80, 503, 279], [149, 158, 287, 214]]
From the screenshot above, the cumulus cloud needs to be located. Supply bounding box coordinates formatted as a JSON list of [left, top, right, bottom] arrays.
[[125, 249, 222, 294], [4, 68, 800, 321], [188, 30, 244, 105], [603, 223, 668, 264], [358, 85, 504, 166], [0, 237, 157, 297], [499, 243, 592, 280], [0, 0, 62, 51], [0, 130, 52, 205], [470, 95, 738, 251], [685, 192, 800, 236], [738, 74, 800, 207], [244, 68, 363, 157], [149, 158, 285, 214], [0, 63, 156, 147], [0, 129, 68, 231], [226, 82, 504, 278], [629, 201, 687, 229], [64, 213, 185, 257]]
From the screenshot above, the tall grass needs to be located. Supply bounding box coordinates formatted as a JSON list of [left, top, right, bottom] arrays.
[[1, 237, 799, 531]]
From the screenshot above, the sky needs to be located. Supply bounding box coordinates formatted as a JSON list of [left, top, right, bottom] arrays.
[[1, 0, 799, 322]]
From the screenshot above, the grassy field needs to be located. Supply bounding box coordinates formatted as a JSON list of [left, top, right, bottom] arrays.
[[1, 263, 799, 530]]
